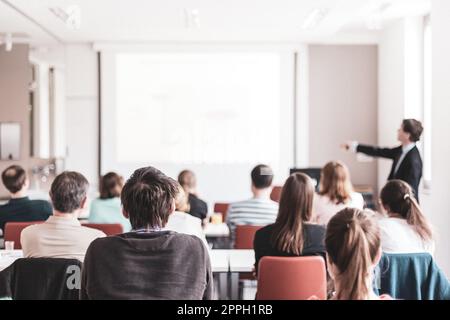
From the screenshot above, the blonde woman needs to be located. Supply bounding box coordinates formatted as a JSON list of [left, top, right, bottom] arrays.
[[313, 161, 364, 225], [166, 184, 208, 247]]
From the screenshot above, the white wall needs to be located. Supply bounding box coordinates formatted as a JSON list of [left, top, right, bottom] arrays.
[[379, 9, 450, 277], [309, 45, 378, 189], [64, 44, 99, 191], [378, 20, 406, 192], [423, 0, 450, 277]]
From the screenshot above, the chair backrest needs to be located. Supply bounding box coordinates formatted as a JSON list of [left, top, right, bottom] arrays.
[[256, 256, 327, 300], [270, 186, 283, 202], [4, 221, 45, 249], [234, 225, 263, 249], [0, 258, 82, 300], [213, 203, 230, 222], [81, 223, 123, 236], [377, 252, 450, 300]]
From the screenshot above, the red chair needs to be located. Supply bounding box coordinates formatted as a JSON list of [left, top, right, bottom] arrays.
[[256, 256, 327, 300], [213, 203, 230, 222], [4, 221, 45, 249], [234, 225, 263, 249], [81, 223, 123, 236], [270, 186, 283, 203]]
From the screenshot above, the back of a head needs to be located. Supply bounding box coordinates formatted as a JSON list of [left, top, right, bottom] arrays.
[[178, 170, 196, 191], [319, 161, 353, 204], [50, 171, 89, 214], [325, 208, 380, 300], [380, 180, 432, 242], [271, 172, 314, 255], [251, 164, 273, 190], [100, 172, 123, 199], [1, 165, 27, 194], [122, 166, 179, 230], [402, 119, 423, 142]]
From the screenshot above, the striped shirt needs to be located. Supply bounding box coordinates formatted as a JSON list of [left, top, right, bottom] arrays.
[[226, 197, 279, 237]]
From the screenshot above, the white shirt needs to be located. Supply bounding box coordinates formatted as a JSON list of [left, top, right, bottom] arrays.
[[378, 217, 435, 255], [393, 143, 416, 175], [313, 192, 364, 225], [166, 211, 208, 247], [21, 215, 106, 262]]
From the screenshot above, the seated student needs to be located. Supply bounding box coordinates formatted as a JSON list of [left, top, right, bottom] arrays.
[[0, 165, 52, 232], [325, 208, 392, 300], [227, 164, 278, 238], [378, 180, 434, 255], [21, 171, 105, 261], [166, 184, 208, 247], [313, 161, 364, 225], [80, 166, 213, 300], [253, 173, 326, 274], [89, 172, 131, 232], [178, 170, 208, 220]]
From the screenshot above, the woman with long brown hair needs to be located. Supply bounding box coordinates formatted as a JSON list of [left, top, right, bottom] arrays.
[[89, 172, 131, 232], [253, 172, 326, 273], [313, 161, 364, 225], [326, 208, 391, 300], [378, 180, 434, 254]]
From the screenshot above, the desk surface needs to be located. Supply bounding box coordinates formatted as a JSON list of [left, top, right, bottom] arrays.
[[0, 249, 255, 274]]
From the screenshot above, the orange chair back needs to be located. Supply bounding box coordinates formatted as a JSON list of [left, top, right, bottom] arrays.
[[256, 256, 327, 300], [213, 203, 230, 222], [81, 223, 123, 236], [234, 225, 263, 249], [270, 186, 283, 202], [4, 221, 45, 249]]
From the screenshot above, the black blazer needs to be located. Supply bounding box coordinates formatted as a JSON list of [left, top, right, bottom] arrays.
[[357, 144, 423, 200]]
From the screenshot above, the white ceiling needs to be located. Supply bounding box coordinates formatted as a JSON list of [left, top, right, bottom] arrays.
[[0, 0, 431, 46]]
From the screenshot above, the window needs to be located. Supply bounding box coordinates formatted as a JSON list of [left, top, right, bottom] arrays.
[[423, 15, 432, 188]]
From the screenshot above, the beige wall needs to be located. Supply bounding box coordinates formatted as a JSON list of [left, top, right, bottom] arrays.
[[309, 45, 378, 189], [0, 44, 51, 198]]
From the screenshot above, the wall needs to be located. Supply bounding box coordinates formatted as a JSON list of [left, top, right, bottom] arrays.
[[64, 44, 99, 191], [423, 0, 450, 277], [377, 20, 406, 192], [0, 44, 51, 198], [308, 45, 378, 189]]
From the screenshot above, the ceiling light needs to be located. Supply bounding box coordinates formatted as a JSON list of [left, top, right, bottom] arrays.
[[302, 8, 329, 30], [49, 5, 81, 30]]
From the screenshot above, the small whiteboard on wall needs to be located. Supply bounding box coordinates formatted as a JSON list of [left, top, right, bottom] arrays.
[[0, 123, 21, 160]]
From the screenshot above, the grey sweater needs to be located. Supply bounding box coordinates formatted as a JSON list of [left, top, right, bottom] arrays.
[[80, 231, 213, 300]]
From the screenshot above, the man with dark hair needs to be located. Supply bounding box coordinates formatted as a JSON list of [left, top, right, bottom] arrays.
[[178, 169, 208, 220], [80, 166, 213, 300], [226, 164, 278, 239], [21, 171, 105, 261], [342, 119, 423, 200], [0, 165, 52, 232]]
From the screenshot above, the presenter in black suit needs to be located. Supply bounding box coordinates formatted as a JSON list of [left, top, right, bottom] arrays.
[[342, 119, 423, 201]]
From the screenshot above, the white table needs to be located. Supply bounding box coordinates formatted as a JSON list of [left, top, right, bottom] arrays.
[[209, 249, 255, 300], [203, 223, 230, 237], [0, 250, 23, 272]]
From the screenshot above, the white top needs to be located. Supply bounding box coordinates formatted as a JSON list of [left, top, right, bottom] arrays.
[[313, 192, 364, 225], [393, 142, 416, 175], [21, 216, 105, 262], [378, 217, 435, 255], [165, 211, 208, 247]]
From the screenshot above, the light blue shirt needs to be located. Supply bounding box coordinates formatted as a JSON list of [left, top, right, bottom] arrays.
[[393, 143, 416, 175], [89, 197, 131, 232]]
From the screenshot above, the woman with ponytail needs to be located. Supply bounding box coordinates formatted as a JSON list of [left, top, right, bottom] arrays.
[[379, 180, 434, 254], [326, 208, 391, 300], [253, 173, 326, 274]]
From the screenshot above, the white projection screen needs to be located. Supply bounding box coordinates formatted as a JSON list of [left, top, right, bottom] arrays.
[[100, 47, 296, 209]]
